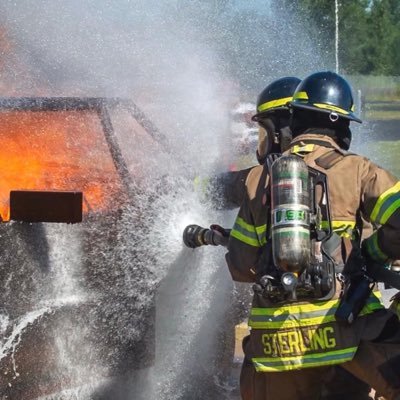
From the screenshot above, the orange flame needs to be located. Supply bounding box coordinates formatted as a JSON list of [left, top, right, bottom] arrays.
[[0, 109, 124, 221]]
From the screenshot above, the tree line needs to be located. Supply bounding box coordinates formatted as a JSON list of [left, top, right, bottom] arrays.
[[164, 0, 400, 92], [277, 0, 400, 76]]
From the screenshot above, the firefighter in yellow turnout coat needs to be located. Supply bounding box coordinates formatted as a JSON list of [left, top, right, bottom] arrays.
[[225, 72, 400, 400]]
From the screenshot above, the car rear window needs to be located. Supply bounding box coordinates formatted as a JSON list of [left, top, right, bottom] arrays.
[[0, 109, 123, 220]]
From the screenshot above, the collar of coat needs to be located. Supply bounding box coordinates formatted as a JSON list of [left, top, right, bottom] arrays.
[[289, 133, 341, 152]]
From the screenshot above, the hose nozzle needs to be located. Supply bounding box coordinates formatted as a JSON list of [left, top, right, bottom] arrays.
[[182, 224, 209, 248], [182, 224, 230, 248]]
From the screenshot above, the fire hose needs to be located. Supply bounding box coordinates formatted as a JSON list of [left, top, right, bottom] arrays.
[[183, 223, 400, 325], [182, 223, 400, 291]]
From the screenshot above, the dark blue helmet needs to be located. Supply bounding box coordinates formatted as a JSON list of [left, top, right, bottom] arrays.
[[290, 71, 361, 123], [252, 76, 301, 122]]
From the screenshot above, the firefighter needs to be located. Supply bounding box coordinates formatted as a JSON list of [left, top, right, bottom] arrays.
[[210, 76, 301, 209], [225, 71, 400, 400], [187, 74, 374, 399]]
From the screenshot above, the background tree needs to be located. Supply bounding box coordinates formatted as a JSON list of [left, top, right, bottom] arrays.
[[277, 0, 400, 76]]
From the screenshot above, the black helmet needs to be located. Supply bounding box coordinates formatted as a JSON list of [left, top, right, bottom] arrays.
[[252, 77, 301, 122], [290, 71, 361, 123]]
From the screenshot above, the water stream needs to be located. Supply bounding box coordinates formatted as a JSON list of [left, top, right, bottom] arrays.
[[335, 0, 340, 74]]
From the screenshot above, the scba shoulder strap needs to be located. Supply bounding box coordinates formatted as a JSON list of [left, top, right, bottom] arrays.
[[315, 148, 356, 170], [255, 153, 281, 204], [265, 153, 281, 174]]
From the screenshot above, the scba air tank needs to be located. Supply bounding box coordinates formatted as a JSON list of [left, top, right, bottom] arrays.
[[271, 155, 311, 273]]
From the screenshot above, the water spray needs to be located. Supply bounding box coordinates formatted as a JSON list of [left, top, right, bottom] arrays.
[[335, 0, 340, 74]]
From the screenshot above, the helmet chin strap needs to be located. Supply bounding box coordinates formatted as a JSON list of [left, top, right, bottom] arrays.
[[338, 127, 352, 150], [258, 117, 294, 158], [279, 126, 293, 152]]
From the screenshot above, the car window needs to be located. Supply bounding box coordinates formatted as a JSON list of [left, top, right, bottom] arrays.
[[0, 109, 124, 220]]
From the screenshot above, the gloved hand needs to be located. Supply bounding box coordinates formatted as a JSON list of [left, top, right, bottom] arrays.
[[361, 238, 384, 275], [208, 224, 230, 247], [342, 246, 366, 278], [360, 239, 400, 289], [209, 224, 230, 238]]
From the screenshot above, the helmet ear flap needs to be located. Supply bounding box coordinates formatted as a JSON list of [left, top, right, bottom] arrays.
[[258, 117, 281, 155], [337, 127, 352, 150]]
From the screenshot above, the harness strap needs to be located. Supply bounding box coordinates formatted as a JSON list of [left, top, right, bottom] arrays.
[[315, 150, 345, 169], [263, 153, 281, 241], [266, 153, 280, 173], [315, 148, 355, 170]]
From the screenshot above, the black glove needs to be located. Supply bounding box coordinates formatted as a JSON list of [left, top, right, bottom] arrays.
[[360, 240, 384, 277], [361, 241, 400, 290], [335, 245, 374, 324], [209, 224, 230, 237], [208, 224, 230, 247]]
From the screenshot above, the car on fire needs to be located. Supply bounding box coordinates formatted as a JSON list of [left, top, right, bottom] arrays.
[[0, 97, 169, 399]]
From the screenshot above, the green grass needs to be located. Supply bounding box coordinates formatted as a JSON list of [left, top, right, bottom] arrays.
[[350, 75, 400, 102], [363, 98, 400, 120], [365, 109, 400, 120]]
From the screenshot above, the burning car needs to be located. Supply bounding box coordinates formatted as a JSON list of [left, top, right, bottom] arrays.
[[0, 97, 168, 399]]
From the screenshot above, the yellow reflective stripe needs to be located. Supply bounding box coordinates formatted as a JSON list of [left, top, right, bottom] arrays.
[[252, 347, 357, 372], [313, 103, 350, 115], [320, 220, 355, 238], [360, 297, 384, 316], [370, 182, 400, 224], [258, 96, 292, 112], [249, 302, 383, 329], [251, 298, 339, 316], [255, 224, 267, 246], [291, 144, 314, 154], [230, 229, 260, 247], [231, 217, 263, 247], [381, 198, 400, 224], [292, 91, 308, 100], [249, 314, 336, 329], [364, 231, 388, 263], [249, 292, 383, 329]]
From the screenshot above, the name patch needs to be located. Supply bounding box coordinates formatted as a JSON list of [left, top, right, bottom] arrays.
[[261, 326, 336, 357]]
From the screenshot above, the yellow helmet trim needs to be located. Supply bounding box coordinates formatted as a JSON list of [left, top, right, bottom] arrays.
[[292, 91, 309, 101], [313, 103, 350, 115], [258, 96, 292, 112]]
